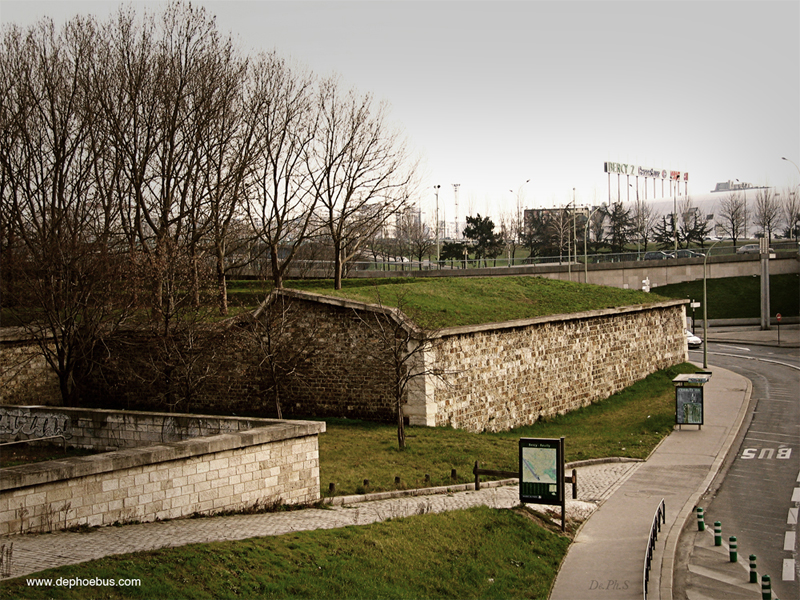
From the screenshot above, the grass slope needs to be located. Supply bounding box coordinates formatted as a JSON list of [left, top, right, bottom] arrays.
[[318, 363, 697, 495], [281, 276, 667, 329], [1, 507, 569, 600], [652, 273, 799, 320]]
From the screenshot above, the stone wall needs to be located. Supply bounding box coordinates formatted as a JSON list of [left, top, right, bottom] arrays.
[[0, 329, 60, 406], [0, 407, 324, 536], [266, 290, 688, 433], [409, 303, 687, 432]]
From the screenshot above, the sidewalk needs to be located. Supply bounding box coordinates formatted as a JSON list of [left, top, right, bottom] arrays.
[[703, 324, 799, 348], [550, 365, 752, 600], [1, 462, 637, 581]]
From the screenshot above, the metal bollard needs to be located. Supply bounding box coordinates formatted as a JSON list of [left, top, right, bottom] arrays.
[[697, 507, 705, 531], [714, 521, 722, 546], [729, 536, 737, 562], [761, 574, 771, 600], [750, 555, 757, 584]]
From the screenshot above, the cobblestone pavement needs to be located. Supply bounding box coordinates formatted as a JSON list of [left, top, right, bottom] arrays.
[[1, 461, 639, 581]]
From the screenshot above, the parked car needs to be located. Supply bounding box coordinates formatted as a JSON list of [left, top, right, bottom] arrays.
[[685, 329, 702, 349], [675, 249, 705, 259], [644, 251, 673, 260], [736, 244, 774, 254]]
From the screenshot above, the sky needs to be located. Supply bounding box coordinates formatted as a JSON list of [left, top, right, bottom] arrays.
[[2, 0, 799, 231]]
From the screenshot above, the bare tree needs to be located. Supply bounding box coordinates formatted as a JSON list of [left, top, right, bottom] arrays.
[[781, 187, 800, 240], [241, 293, 321, 419], [309, 78, 417, 289], [245, 52, 319, 290], [352, 292, 449, 450], [98, 3, 232, 331], [754, 187, 782, 244], [717, 192, 747, 248], [631, 196, 657, 252], [0, 16, 134, 405]]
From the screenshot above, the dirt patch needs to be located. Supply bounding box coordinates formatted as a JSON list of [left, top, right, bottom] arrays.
[[0, 443, 98, 468]]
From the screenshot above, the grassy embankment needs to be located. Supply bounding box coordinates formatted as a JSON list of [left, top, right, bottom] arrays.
[[0, 277, 705, 598], [1, 362, 698, 599], [652, 273, 799, 320]]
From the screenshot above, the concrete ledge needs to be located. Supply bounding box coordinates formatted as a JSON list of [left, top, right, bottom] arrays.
[[0, 421, 324, 491]]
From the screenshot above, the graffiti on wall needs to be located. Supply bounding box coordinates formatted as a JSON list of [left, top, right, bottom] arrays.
[[0, 409, 72, 440]]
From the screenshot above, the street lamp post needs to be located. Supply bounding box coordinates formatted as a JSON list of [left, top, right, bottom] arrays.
[[510, 179, 530, 251], [702, 239, 723, 369], [434, 185, 441, 264]]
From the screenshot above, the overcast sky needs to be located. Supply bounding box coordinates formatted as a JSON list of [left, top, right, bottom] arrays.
[[2, 0, 799, 226]]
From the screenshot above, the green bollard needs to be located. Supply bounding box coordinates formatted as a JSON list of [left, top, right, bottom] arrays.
[[750, 555, 757, 584], [729, 536, 737, 562], [714, 521, 722, 546], [761, 574, 771, 600], [697, 507, 705, 531]]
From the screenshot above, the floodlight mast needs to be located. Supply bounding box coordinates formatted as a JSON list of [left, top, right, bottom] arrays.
[[453, 183, 460, 239]]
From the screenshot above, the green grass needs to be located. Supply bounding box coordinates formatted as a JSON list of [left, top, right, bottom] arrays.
[[273, 276, 665, 329], [0, 506, 569, 600], [0, 362, 695, 599], [652, 273, 799, 319], [317, 362, 697, 496]]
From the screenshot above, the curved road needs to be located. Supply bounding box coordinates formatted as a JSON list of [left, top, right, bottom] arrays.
[[688, 342, 800, 600]]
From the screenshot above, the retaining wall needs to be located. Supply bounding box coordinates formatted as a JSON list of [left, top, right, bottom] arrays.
[[0, 407, 324, 536]]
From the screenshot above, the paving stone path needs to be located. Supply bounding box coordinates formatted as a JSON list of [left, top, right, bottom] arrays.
[[2, 462, 639, 581]]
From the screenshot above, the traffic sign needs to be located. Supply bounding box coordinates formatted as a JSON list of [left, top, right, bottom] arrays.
[[777, 313, 782, 322]]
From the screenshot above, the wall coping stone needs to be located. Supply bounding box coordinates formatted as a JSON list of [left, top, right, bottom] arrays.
[[433, 298, 689, 337], [1, 407, 324, 491]]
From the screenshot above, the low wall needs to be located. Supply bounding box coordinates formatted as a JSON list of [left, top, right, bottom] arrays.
[[0, 407, 324, 536]]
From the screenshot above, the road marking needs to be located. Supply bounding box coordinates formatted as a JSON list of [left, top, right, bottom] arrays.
[[786, 531, 796, 551], [793, 488, 800, 502], [718, 344, 751, 352], [784, 559, 795, 581], [789, 508, 798, 525]]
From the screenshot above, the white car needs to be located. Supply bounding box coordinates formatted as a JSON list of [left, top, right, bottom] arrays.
[[685, 329, 702, 349]]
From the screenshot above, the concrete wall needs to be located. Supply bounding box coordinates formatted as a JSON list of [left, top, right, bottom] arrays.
[[0, 407, 324, 536], [320, 253, 798, 291]]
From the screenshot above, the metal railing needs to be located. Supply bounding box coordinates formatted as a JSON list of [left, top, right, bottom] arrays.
[[643, 498, 666, 599]]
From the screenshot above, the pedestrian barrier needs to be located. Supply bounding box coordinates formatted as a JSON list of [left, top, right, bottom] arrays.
[[472, 461, 577, 497], [642, 498, 666, 600]]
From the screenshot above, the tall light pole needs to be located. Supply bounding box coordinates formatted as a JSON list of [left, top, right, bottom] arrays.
[[511, 179, 530, 246], [702, 239, 723, 369], [782, 156, 800, 175], [434, 185, 441, 263], [453, 183, 461, 239]]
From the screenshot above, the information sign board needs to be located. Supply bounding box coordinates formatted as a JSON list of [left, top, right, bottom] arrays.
[[519, 438, 564, 505], [676, 386, 704, 425]]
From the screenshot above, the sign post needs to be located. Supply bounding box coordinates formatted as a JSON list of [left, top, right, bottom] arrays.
[[519, 437, 566, 530], [777, 313, 782, 345], [673, 373, 712, 430]]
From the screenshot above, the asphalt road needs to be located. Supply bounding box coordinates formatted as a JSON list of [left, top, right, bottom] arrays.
[[689, 342, 800, 600]]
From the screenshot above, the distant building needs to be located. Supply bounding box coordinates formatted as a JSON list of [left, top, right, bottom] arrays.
[[711, 180, 768, 193]]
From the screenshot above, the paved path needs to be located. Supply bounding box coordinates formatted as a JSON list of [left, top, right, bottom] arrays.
[[1, 463, 638, 581]]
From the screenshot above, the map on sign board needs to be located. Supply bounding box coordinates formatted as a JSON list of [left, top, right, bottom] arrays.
[[676, 386, 703, 425], [521, 446, 557, 488]]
